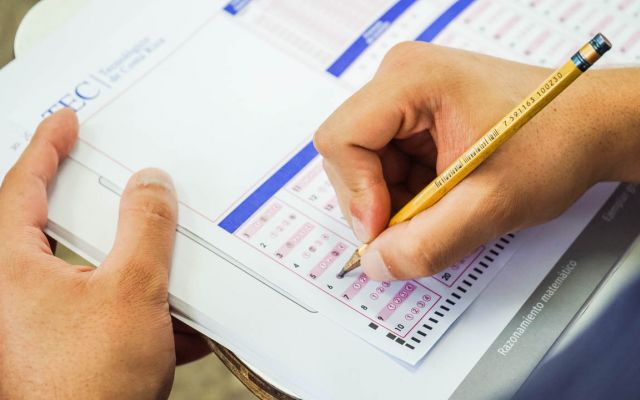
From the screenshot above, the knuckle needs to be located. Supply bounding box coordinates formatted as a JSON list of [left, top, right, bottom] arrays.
[[382, 42, 430, 73], [413, 240, 442, 277], [124, 180, 177, 226], [113, 258, 167, 302], [132, 196, 176, 224], [384, 42, 421, 64], [321, 159, 340, 188], [481, 180, 519, 233], [400, 228, 443, 278], [2, 160, 53, 193], [321, 158, 332, 176], [2, 166, 23, 189], [313, 125, 335, 157], [348, 171, 387, 204], [39, 136, 63, 167]]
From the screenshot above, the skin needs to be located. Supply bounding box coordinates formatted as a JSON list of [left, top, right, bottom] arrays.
[[314, 42, 640, 281], [0, 109, 210, 399], [2, 43, 639, 397]]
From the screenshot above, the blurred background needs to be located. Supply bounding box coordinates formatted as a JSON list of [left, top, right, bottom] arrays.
[[1, 1, 254, 398]]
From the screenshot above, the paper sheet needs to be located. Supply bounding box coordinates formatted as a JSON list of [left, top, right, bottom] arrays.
[[2, 0, 639, 365]]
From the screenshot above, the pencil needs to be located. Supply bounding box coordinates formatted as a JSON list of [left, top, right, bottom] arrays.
[[338, 32, 612, 278]]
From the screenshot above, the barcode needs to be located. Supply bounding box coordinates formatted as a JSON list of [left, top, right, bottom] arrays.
[[434, 161, 464, 188], [435, 128, 500, 188]]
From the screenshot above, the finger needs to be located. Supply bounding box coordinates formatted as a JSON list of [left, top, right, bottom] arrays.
[[101, 168, 178, 301], [379, 144, 410, 186], [394, 131, 438, 165], [314, 78, 432, 242], [0, 109, 78, 235], [361, 175, 511, 280], [388, 184, 414, 212], [173, 318, 211, 365], [406, 161, 435, 195], [322, 160, 352, 225]]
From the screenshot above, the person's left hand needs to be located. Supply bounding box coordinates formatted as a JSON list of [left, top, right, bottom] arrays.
[[0, 109, 210, 399]]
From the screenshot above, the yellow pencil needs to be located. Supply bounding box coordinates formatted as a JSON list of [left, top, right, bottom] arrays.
[[338, 32, 612, 278]]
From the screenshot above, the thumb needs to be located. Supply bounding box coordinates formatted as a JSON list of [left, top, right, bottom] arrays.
[[314, 79, 430, 242], [361, 176, 510, 280], [101, 168, 178, 301]]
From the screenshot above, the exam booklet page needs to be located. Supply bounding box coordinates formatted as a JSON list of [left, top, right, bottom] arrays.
[[2, 0, 639, 368]]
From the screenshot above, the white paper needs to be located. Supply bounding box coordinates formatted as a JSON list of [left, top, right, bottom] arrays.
[[2, 0, 639, 367]]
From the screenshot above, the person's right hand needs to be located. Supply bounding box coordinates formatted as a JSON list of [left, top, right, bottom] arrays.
[[314, 42, 640, 281]]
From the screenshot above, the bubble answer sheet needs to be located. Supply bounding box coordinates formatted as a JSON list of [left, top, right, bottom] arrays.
[[2, 0, 640, 371]]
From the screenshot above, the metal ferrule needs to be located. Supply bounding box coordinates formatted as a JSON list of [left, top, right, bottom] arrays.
[[571, 52, 591, 72], [571, 32, 612, 72]]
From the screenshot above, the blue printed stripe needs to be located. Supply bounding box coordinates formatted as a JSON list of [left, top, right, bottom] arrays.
[[224, 0, 252, 15], [415, 0, 475, 42], [219, 142, 318, 233], [219, 1, 477, 234], [327, 0, 418, 77]]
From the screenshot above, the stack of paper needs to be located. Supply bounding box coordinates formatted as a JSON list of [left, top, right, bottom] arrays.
[[2, 0, 639, 397]]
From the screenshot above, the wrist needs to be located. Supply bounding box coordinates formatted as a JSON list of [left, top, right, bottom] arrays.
[[577, 69, 640, 183]]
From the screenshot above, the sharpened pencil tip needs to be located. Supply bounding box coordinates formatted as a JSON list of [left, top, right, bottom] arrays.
[[337, 250, 362, 278]]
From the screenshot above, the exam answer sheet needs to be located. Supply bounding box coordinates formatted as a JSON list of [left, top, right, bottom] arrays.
[[2, 0, 639, 367]]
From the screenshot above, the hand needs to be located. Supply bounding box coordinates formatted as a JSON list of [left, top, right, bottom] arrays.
[[314, 42, 640, 280], [0, 110, 210, 399]]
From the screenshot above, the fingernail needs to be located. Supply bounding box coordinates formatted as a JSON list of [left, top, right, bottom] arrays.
[[362, 250, 394, 281], [352, 217, 369, 242], [135, 168, 175, 193]]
